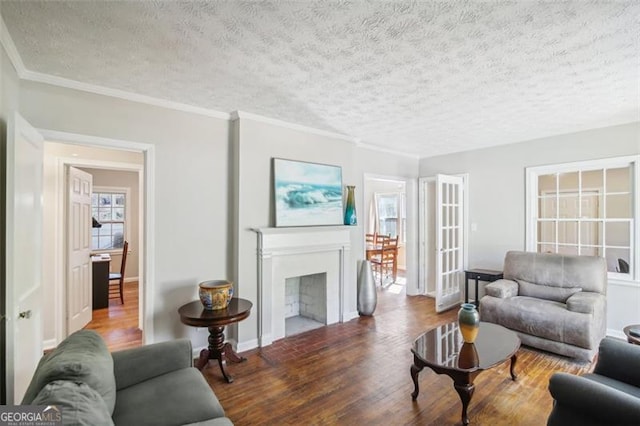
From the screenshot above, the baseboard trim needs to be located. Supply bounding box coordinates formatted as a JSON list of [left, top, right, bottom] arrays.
[[124, 277, 139, 283], [236, 338, 259, 353], [43, 338, 58, 351]]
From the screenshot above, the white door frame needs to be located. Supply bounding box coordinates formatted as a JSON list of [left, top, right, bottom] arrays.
[[39, 129, 155, 346], [418, 174, 470, 298], [362, 173, 419, 295]]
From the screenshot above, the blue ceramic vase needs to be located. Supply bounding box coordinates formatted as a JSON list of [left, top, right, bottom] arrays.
[[344, 185, 357, 225]]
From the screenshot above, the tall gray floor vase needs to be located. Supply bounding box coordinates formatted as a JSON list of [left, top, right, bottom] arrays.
[[357, 260, 377, 316]]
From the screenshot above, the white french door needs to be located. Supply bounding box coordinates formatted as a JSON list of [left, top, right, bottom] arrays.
[[435, 174, 465, 312]]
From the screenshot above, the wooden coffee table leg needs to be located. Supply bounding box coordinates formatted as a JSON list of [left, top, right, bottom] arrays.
[[410, 360, 424, 400], [510, 353, 518, 380], [454, 381, 475, 426]]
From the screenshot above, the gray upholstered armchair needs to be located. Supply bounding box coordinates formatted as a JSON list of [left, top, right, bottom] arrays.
[[547, 337, 640, 425]]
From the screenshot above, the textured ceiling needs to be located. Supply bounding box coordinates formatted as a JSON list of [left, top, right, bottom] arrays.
[[2, 1, 639, 158]]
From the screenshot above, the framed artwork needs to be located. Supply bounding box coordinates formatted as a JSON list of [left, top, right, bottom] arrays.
[[273, 158, 343, 227]]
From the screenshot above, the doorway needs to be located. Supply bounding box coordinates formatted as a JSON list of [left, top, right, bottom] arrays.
[[41, 137, 151, 350], [363, 176, 408, 294]]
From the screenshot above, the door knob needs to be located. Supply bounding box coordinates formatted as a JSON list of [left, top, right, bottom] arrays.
[[18, 310, 31, 319]]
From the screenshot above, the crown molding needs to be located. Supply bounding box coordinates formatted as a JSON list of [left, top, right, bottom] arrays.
[[21, 68, 231, 120], [231, 110, 357, 143], [0, 15, 26, 75], [354, 140, 421, 160]]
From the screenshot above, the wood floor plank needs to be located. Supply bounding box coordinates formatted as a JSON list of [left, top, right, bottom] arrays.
[[206, 288, 594, 426]]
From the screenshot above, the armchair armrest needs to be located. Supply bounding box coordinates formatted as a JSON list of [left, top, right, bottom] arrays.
[[594, 337, 640, 387], [112, 338, 193, 390], [484, 279, 518, 299], [566, 291, 605, 315], [549, 372, 640, 424]]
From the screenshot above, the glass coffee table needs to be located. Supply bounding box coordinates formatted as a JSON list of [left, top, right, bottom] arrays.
[[411, 321, 520, 425]]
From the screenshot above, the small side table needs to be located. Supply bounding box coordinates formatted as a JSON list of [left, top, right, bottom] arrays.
[[623, 324, 640, 345], [464, 269, 503, 308], [178, 298, 252, 383]]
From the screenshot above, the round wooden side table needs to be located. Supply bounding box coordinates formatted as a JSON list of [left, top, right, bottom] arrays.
[[623, 324, 640, 345], [178, 298, 252, 383]]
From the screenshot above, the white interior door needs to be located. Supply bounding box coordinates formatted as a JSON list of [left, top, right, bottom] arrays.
[[435, 174, 464, 313], [6, 113, 44, 404], [67, 167, 93, 334]]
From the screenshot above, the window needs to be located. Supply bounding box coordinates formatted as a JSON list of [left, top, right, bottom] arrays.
[[375, 192, 406, 243], [526, 156, 638, 279], [92, 188, 128, 251]]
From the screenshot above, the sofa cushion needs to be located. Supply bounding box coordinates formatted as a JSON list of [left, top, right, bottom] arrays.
[[485, 279, 518, 298], [480, 296, 595, 349], [21, 330, 116, 414], [517, 280, 582, 303], [112, 367, 225, 426], [31, 380, 114, 426]]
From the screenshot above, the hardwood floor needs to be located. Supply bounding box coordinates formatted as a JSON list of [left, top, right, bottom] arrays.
[[84, 281, 142, 351], [82, 281, 593, 425], [204, 288, 594, 426]]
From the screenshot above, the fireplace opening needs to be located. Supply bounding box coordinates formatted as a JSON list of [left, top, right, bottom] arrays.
[[285, 273, 327, 337]]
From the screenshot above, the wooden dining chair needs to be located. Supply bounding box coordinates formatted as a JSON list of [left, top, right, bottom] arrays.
[[366, 233, 376, 245], [370, 236, 398, 286], [109, 240, 128, 304]]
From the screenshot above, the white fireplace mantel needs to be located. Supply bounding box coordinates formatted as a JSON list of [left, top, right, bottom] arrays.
[[254, 226, 353, 347]]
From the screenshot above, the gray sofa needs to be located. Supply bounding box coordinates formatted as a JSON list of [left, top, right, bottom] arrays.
[[22, 330, 233, 425], [548, 337, 640, 425], [480, 251, 607, 361]]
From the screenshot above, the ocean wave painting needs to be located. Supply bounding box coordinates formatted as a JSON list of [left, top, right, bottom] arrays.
[[273, 159, 343, 227]]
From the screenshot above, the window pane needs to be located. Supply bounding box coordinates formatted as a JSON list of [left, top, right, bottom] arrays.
[[581, 193, 603, 218], [538, 243, 555, 254], [98, 209, 112, 221], [558, 195, 579, 219], [538, 221, 555, 243], [558, 245, 578, 256], [558, 221, 578, 245], [580, 221, 601, 247], [99, 194, 111, 206], [559, 172, 579, 192], [538, 174, 556, 195], [582, 169, 603, 192], [91, 227, 99, 237], [539, 197, 556, 219], [606, 167, 631, 193], [581, 246, 601, 256], [98, 236, 112, 249], [606, 194, 631, 218], [101, 223, 112, 235], [605, 222, 630, 247], [605, 248, 630, 274], [113, 208, 125, 221], [92, 236, 99, 249], [92, 193, 99, 206]]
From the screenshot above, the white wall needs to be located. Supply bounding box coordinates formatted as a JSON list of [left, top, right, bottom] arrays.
[[419, 122, 640, 337], [233, 115, 419, 348], [19, 79, 231, 346]]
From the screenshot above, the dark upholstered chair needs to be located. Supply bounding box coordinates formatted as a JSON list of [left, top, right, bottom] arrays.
[[547, 337, 640, 425]]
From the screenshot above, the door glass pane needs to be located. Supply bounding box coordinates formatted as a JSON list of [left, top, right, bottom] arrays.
[[606, 167, 631, 193], [605, 222, 630, 247], [559, 172, 579, 192], [558, 245, 578, 255], [538, 243, 555, 254]]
